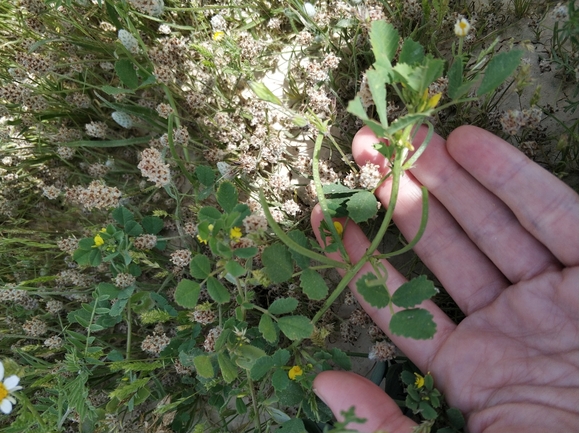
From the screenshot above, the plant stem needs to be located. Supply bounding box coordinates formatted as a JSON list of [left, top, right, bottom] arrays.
[[311, 141, 405, 326], [248, 377, 262, 433], [126, 298, 132, 360]]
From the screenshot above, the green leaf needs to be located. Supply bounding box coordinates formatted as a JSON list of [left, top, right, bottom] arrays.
[[112, 206, 135, 225], [195, 165, 215, 186], [250, 355, 274, 380], [393, 59, 444, 94], [347, 98, 388, 138], [391, 275, 437, 308], [370, 20, 398, 66], [233, 246, 258, 259], [115, 59, 139, 89], [206, 276, 231, 304], [390, 308, 437, 339], [446, 407, 466, 429], [330, 348, 352, 370], [399, 38, 425, 65], [347, 190, 379, 223], [272, 368, 290, 391], [287, 230, 310, 270], [101, 85, 135, 95], [272, 348, 290, 366], [78, 237, 94, 250], [225, 260, 246, 278], [217, 181, 238, 213], [190, 254, 211, 279], [419, 401, 438, 420], [248, 81, 282, 105], [268, 297, 298, 315], [124, 220, 143, 236], [73, 248, 102, 267], [217, 352, 238, 383], [277, 380, 305, 406], [198, 206, 222, 223], [141, 216, 163, 235], [174, 279, 200, 309], [259, 314, 278, 343], [477, 49, 523, 96], [366, 68, 389, 127], [109, 377, 149, 400], [193, 355, 214, 378], [299, 268, 328, 301], [278, 419, 306, 433], [447, 57, 464, 99], [277, 315, 313, 340], [262, 244, 294, 283], [347, 96, 369, 120], [385, 113, 428, 135], [236, 344, 268, 370], [356, 272, 390, 308], [236, 397, 247, 415]]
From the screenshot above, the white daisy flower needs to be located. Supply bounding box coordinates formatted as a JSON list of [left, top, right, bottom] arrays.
[[0, 361, 22, 414], [454, 17, 471, 38]]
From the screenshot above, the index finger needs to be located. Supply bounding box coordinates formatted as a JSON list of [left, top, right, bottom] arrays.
[[447, 126, 579, 267]]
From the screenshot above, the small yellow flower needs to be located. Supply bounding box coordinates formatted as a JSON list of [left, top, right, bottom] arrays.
[[288, 365, 303, 380], [333, 221, 343, 237], [414, 372, 425, 389], [230, 226, 242, 240], [93, 234, 104, 248], [212, 31, 225, 41], [427, 93, 442, 109], [454, 17, 471, 38]]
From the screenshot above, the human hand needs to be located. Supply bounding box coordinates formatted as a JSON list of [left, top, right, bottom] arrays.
[[310, 125, 579, 433]]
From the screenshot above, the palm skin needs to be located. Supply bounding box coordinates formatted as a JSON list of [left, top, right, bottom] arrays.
[[310, 126, 579, 433]]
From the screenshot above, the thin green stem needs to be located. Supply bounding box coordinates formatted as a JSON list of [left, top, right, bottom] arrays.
[[259, 190, 348, 269], [248, 377, 262, 433], [311, 145, 405, 326], [126, 299, 132, 360], [376, 186, 429, 259], [311, 128, 350, 262]]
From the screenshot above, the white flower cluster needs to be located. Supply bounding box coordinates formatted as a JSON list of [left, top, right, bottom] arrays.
[[358, 162, 382, 191], [137, 147, 171, 187], [65, 180, 122, 211]]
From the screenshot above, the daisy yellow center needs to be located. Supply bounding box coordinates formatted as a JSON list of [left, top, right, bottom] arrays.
[[0, 383, 8, 401], [459, 21, 468, 30]]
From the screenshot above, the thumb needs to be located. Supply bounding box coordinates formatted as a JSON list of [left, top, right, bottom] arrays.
[[314, 371, 416, 433]]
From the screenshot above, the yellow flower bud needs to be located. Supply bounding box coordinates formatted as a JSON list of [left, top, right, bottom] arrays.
[[333, 221, 343, 237], [212, 31, 225, 41], [229, 226, 242, 240], [93, 234, 104, 248], [427, 93, 442, 109], [288, 365, 303, 380], [414, 372, 425, 389]]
